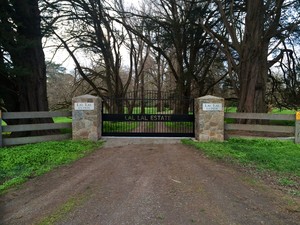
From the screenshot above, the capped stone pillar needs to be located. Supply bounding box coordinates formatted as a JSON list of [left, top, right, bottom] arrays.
[[72, 95, 102, 141], [195, 95, 224, 142]]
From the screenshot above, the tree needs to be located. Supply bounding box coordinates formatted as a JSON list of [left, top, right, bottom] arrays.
[[0, 0, 49, 113], [0, 0, 48, 111], [0, 0, 54, 136], [44, 0, 141, 113], [117, 0, 225, 113], [119, 3, 151, 114], [268, 45, 300, 109], [201, 0, 300, 113], [46, 62, 75, 110]]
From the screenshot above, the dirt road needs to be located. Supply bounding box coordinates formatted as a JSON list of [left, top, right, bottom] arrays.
[[0, 140, 299, 225]]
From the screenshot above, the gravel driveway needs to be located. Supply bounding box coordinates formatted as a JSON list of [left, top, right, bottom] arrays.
[[0, 138, 299, 225]]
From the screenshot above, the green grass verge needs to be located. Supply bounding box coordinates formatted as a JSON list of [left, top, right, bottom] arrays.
[[182, 138, 300, 177], [183, 138, 300, 196], [0, 140, 103, 194], [37, 194, 87, 225]]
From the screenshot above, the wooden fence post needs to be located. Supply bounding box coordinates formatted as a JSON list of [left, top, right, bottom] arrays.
[[0, 111, 2, 147], [295, 112, 300, 144]]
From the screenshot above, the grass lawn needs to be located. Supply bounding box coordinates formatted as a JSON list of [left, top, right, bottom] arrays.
[[0, 140, 103, 194], [52, 117, 72, 123], [55, 117, 139, 133], [122, 107, 158, 114], [183, 138, 300, 195], [165, 121, 193, 129], [271, 108, 297, 114], [2, 116, 138, 136], [225, 107, 237, 112], [52, 117, 72, 134], [2, 117, 72, 125], [102, 121, 138, 132], [225, 107, 298, 114]]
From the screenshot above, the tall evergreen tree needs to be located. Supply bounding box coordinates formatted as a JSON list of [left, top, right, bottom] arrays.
[[0, 0, 53, 136], [0, 0, 49, 113], [201, 0, 300, 113]]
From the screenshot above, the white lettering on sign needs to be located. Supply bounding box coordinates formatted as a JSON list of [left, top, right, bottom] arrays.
[[203, 103, 222, 111], [74, 102, 95, 110]]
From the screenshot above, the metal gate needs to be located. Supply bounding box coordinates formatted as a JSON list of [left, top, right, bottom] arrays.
[[102, 91, 194, 137]]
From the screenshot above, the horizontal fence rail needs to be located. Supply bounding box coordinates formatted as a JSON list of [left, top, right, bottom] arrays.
[[224, 112, 296, 138], [0, 111, 72, 147], [225, 124, 294, 133], [225, 113, 295, 121], [2, 111, 72, 119], [2, 123, 71, 133]]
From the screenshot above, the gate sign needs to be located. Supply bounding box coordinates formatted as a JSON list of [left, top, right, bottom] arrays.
[[203, 103, 222, 111], [74, 102, 94, 111]]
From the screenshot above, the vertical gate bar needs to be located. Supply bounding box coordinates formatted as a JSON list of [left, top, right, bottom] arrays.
[[159, 121, 161, 134], [123, 98, 125, 133]]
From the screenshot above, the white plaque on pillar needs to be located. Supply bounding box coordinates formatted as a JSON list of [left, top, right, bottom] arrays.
[[203, 103, 222, 111], [74, 102, 95, 110]]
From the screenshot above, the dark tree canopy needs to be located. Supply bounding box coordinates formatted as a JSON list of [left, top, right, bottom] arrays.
[[201, 0, 300, 113], [1, 0, 300, 116], [0, 0, 55, 137], [0, 0, 49, 113]]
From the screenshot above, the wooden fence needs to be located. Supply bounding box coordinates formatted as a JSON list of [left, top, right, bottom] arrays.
[[224, 112, 299, 142], [0, 111, 72, 147], [1, 110, 299, 146]]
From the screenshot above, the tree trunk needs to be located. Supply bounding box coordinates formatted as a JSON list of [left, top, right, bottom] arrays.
[[7, 0, 55, 136], [174, 76, 191, 115], [237, 0, 268, 114], [141, 71, 145, 114], [11, 0, 49, 112], [156, 54, 163, 113], [238, 45, 268, 113]]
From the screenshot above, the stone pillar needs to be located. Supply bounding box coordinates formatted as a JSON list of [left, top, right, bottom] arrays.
[[195, 95, 224, 142], [72, 95, 102, 142]]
